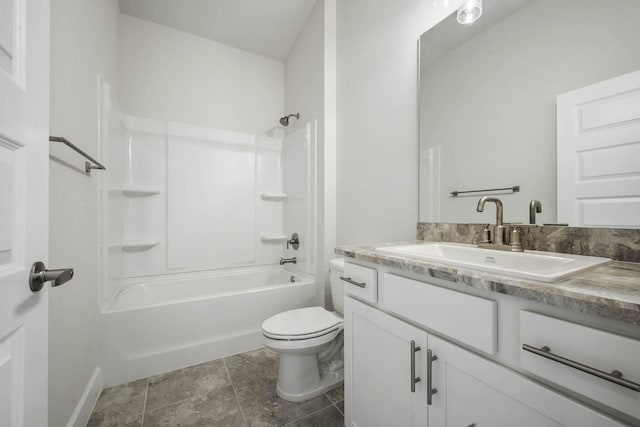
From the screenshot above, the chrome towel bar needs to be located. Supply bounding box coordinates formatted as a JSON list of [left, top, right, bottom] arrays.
[[450, 185, 519, 197], [49, 136, 106, 173], [522, 344, 640, 392]]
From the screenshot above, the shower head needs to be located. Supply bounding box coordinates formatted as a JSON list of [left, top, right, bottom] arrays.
[[279, 113, 300, 127]]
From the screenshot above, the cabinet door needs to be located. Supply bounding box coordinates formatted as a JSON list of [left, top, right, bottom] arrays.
[[345, 297, 428, 427], [428, 335, 624, 427]]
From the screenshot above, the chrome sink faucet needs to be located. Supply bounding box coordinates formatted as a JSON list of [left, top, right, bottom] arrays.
[[476, 196, 506, 245], [529, 200, 542, 224]]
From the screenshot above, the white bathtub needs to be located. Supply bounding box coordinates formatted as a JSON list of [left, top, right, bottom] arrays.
[[99, 267, 316, 386]]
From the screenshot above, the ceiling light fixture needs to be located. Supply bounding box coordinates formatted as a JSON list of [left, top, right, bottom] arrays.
[[457, 0, 483, 25]]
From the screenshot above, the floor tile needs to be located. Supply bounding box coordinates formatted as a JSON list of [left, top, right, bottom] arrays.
[[235, 377, 333, 427], [286, 405, 344, 427], [146, 358, 231, 411], [86, 378, 147, 427], [324, 385, 344, 404], [87, 348, 344, 427], [143, 385, 245, 427], [225, 347, 279, 389]]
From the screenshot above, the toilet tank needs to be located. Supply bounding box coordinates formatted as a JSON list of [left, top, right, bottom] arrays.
[[329, 258, 345, 315]]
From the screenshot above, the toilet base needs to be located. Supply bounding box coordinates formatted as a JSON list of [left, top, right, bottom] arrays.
[[276, 369, 343, 402]]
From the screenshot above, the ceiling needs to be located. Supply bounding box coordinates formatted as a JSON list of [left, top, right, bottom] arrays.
[[119, 0, 317, 62]]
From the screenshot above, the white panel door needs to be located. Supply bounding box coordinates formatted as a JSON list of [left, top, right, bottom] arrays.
[[557, 69, 640, 227], [344, 297, 428, 427], [428, 335, 624, 427], [0, 0, 50, 425]]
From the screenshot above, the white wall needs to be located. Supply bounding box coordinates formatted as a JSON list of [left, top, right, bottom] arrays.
[[49, 0, 120, 426], [103, 115, 288, 282], [282, 122, 316, 277], [284, 0, 336, 306], [119, 14, 284, 136], [336, 0, 463, 245]]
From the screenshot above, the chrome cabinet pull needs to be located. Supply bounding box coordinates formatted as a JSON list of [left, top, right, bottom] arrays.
[[340, 276, 366, 288], [522, 344, 640, 392], [410, 340, 421, 392], [427, 349, 438, 404]]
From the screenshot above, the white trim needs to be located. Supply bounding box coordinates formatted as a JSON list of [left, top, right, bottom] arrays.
[[0, 0, 26, 87], [0, 131, 24, 150], [66, 367, 102, 427]]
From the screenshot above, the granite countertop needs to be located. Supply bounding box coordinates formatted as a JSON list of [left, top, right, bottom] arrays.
[[336, 241, 640, 326]]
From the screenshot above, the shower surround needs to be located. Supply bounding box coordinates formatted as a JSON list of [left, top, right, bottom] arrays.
[[99, 83, 318, 386]]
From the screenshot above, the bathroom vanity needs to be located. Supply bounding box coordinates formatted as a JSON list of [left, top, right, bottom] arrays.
[[337, 242, 640, 427]]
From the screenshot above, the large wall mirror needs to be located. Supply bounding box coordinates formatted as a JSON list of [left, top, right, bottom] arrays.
[[419, 0, 640, 227]]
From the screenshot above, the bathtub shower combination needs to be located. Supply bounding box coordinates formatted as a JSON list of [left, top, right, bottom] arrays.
[[100, 268, 315, 386], [99, 84, 319, 387]]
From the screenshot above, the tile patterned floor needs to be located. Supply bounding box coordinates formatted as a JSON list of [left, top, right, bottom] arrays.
[[87, 347, 344, 427]]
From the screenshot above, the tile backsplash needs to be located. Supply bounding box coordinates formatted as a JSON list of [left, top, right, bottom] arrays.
[[417, 223, 640, 263]]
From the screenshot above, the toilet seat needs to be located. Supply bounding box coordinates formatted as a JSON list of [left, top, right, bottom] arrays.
[[262, 307, 343, 341]]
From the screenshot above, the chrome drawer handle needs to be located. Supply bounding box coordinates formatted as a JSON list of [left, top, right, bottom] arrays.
[[522, 344, 640, 392], [410, 340, 421, 392], [427, 349, 438, 405], [340, 276, 366, 288]]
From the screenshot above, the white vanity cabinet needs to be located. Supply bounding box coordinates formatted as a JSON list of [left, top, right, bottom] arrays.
[[344, 261, 629, 427]]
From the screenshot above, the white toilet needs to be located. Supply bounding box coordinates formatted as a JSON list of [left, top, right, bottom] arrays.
[[262, 258, 345, 402]]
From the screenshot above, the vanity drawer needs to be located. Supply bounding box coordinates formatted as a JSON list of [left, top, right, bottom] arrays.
[[520, 311, 640, 419], [342, 262, 377, 304], [382, 273, 497, 354]]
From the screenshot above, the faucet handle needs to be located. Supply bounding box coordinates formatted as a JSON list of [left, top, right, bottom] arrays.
[[480, 224, 492, 243], [511, 227, 524, 252], [286, 232, 299, 250]]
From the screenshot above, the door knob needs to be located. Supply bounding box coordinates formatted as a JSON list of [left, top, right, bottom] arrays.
[[29, 261, 74, 292]]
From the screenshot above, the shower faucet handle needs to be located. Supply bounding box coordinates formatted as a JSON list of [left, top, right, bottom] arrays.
[[287, 232, 300, 250]]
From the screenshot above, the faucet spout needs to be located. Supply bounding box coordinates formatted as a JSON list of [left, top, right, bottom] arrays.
[[476, 196, 504, 226], [476, 196, 506, 244], [529, 200, 542, 224], [280, 257, 297, 265]]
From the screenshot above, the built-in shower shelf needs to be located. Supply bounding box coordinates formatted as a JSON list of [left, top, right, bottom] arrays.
[[108, 239, 161, 251], [109, 186, 162, 197], [260, 193, 288, 201], [260, 234, 288, 243]]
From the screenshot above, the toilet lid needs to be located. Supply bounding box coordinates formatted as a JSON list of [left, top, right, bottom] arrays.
[[262, 307, 343, 339]]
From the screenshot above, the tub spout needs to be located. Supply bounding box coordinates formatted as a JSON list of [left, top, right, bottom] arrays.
[[280, 257, 297, 265]]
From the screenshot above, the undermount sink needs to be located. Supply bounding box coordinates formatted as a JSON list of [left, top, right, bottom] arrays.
[[376, 243, 611, 283]]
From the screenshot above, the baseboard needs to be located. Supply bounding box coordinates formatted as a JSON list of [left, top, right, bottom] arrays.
[[67, 367, 103, 427]]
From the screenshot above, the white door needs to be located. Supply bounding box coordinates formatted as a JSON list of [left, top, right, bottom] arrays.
[[0, 0, 50, 426], [557, 69, 640, 227], [344, 297, 428, 427], [427, 335, 624, 427]]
